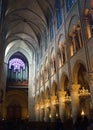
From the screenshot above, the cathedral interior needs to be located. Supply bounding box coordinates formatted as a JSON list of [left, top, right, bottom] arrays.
[[0, 0, 93, 129]]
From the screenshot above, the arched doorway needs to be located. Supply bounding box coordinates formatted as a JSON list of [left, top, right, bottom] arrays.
[[7, 103, 21, 120], [6, 90, 28, 120]]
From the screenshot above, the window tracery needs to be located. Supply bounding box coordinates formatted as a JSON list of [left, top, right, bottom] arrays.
[[66, 0, 75, 12], [9, 58, 25, 72], [55, 0, 62, 29]]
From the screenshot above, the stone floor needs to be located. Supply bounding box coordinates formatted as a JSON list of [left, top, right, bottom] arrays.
[[0, 118, 89, 130], [0, 119, 74, 130]]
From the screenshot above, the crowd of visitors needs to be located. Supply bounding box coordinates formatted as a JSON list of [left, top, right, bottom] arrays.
[[0, 110, 93, 130]]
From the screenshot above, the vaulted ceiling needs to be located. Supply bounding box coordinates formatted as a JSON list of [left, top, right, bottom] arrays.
[[4, 0, 55, 51]]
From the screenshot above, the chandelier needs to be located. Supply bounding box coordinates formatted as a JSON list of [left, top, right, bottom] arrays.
[[78, 87, 90, 97], [64, 93, 71, 103]]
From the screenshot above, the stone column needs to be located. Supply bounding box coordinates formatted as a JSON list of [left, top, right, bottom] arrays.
[[58, 91, 66, 122], [36, 109, 40, 121], [0, 57, 6, 119], [89, 73, 93, 107], [40, 108, 44, 121], [50, 96, 57, 122], [71, 84, 80, 123], [45, 107, 50, 121], [44, 99, 50, 121], [28, 63, 35, 121], [35, 102, 40, 121], [39, 101, 44, 121], [2, 62, 7, 119]]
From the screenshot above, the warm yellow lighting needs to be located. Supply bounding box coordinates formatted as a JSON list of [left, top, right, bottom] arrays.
[[78, 87, 90, 97], [40, 104, 44, 109], [52, 99, 59, 105], [56, 113, 58, 117], [64, 93, 71, 103], [70, 45, 74, 56], [49, 114, 51, 118], [45, 100, 50, 108], [2, 118, 4, 121], [87, 27, 91, 39], [59, 59, 62, 68], [81, 110, 85, 117]]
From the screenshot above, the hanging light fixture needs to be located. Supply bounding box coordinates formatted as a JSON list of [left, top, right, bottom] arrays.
[[78, 87, 90, 97], [64, 92, 71, 103]]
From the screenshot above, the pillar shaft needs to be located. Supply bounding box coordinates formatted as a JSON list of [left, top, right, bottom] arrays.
[[44, 99, 50, 121], [58, 91, 66, 122], [71, 84, 80, 123], [89, 73, 93, 107], [50, 96, 57, 122], [28, 63, 35, 121], [45, 107, 50, 121], [40, 108, 44, 121]]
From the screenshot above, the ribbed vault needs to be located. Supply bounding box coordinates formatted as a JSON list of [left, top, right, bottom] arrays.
[[4, 0, 55, 52]]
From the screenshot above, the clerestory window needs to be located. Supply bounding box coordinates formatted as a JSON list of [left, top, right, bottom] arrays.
[[55, 0, 62, 29], [66, 0, 75, 12]]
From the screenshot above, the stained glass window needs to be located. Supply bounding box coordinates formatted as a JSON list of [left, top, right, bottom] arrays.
[[49, 13, 54, 41], [66, 0, 75, 12], [56, 0, 62, 29], [9, 58, 25, 72]]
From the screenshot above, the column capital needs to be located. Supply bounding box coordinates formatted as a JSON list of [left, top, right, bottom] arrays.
[[71, 84, 80, 92], [50, 95, 57, 100], [58, 91, 66, 98]]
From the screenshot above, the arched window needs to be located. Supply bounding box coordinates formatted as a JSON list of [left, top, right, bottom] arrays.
[[49, 13, 54, 41], [9, 58, 25, 72], [66, 0, 75, 12], [55, 0, 62, 29]]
